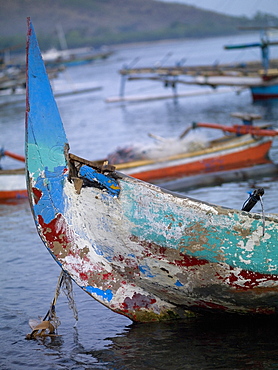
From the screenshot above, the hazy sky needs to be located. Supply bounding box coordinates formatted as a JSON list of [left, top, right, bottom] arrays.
[[159, 0, 278, 17]]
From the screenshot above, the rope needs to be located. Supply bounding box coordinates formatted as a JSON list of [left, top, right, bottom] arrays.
[[44, 270, 78, 325], [26, 270, 78, 339], [42, 270, 65, 328]]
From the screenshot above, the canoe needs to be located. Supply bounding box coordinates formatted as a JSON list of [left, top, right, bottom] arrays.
[[26, 19, 278, 322], [0, 150, 27, 200]]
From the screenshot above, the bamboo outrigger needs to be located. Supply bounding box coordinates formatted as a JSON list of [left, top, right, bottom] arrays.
[[113, 27, 278, 102]]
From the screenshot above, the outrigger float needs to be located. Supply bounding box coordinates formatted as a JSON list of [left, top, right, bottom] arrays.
[[26, 19, 278, 323]]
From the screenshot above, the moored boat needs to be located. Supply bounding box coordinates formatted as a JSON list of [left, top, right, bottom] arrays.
[[26, 19, 278, 323], [111, 119, 276, 184], [116, 27, 278, 101]]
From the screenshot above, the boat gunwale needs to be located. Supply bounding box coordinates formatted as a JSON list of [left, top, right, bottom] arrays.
[[114, 135, 271, 170]]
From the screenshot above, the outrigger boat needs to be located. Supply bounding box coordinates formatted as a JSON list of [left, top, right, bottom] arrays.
[[109, 113, 277, 184], [26, 20, 278, 323], [115, 27, 278, 102]]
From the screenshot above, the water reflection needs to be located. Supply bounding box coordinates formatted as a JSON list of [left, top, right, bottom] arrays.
[[253, 98, 278, 122], [90, 316, 278, 370]]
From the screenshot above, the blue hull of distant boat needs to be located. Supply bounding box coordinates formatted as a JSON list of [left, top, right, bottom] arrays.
[[251, 85, 278, 100]]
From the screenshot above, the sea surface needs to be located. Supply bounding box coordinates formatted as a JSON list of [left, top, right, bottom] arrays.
[[1, 32, 278, 369]]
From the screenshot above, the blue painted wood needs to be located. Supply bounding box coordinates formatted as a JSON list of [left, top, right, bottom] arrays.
[[26, 19, 68, 221], [79, 165, 120, 197]]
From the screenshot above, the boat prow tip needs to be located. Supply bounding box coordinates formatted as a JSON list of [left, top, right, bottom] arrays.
[[25, 19, 68, 173]]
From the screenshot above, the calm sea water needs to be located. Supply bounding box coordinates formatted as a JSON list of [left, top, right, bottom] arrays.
[[1, 33, 278, 370]]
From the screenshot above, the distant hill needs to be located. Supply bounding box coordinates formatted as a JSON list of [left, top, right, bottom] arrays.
[[0, 0, 276, 54]]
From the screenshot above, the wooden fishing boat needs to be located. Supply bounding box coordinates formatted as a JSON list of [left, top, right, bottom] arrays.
[[26, 19, 278, 322], [111, 117, 276, 184], [0, 150, 27, 200]]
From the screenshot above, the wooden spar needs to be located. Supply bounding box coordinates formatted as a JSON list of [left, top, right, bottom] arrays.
[[105, 87, 241, 103], [193, 122, 278, 137], [3, 150, 25, 162], [119, 59, 278, 77]]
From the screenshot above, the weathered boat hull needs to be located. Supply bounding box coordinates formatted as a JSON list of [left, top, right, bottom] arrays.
[[26, 19, 278, 322]]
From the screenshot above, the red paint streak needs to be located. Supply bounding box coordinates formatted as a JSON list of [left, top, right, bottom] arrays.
[[113, 254, 139, 270], [253, 93, 278, 100], [32, 187, 42, 204], [114, 254, 125, 262], [38, 213, 72, 256], [193, 300, 228, 311], [102, 272, 114, 280], [67, 249, 90, 263], [171, 254, 209, 268], [224, 268, 278, 290], [132, 235, 278, 291], [133, 236, 209, 268], [79, 272, 88, 280]]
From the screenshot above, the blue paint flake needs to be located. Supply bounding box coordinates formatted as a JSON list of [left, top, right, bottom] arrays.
[[139, 265, 155, 278], [79, 165, 120, 197], [84, 285, 113, 302], [175, 280, 183, 287]]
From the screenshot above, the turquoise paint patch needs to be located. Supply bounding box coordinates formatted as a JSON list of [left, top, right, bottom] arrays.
[[120, 180, 278, 275], [85, 285, 113, 302], [27, 143, 67, 177]]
